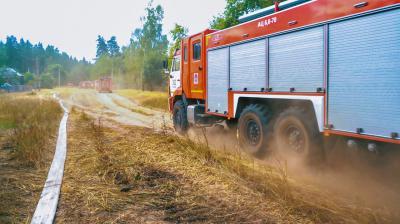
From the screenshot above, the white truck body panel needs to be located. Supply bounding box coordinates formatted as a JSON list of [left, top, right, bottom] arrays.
[[233, 93, 324, 132]]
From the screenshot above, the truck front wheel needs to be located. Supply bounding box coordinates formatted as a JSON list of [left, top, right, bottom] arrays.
[[238, 104, 273, 157], [273, 107, 322, 163], [173, 100, 188, 134]]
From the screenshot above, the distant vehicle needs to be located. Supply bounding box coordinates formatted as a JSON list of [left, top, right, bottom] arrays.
[[96, 77, 112, 93], [79, 81, 94, 89], [79, 77, 112, 93], [167, 0, 400, 160]]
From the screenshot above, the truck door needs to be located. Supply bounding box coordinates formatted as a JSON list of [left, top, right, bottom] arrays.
[[189, 34, 204, 99], [182, 40, 190, 96], [169, 56, 181, 96]]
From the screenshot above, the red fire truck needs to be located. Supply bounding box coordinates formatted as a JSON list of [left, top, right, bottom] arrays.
[[168, 0, 400, 159], [96, 77, 113, 93]]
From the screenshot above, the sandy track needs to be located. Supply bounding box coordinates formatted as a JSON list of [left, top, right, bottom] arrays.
[[64, 90, 172, 130]]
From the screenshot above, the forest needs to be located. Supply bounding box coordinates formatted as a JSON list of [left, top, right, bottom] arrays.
[[0, 0, 272, 90]]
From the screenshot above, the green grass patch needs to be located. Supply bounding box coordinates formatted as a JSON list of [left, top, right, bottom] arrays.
[[0, 119, 15, 130]]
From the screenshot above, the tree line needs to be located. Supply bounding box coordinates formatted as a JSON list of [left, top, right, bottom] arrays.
[[1, 0, 273, 90], [0, 36, 88, 88]]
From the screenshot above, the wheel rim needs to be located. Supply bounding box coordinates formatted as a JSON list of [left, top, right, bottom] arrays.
[[284, 125, 305, 153], [245, 119, 261, 146]]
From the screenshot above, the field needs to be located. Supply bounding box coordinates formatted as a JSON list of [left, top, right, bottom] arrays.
[[115, 89, 169, 111], [0, 93, 63, 223], [54, 107, 395, 223], [1, 89, 399, 223]]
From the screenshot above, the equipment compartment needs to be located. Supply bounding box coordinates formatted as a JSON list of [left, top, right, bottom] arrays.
[[328, 9, 400, 139]]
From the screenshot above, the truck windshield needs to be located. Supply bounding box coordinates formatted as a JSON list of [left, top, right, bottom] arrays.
[[172, 58, 181, 72]]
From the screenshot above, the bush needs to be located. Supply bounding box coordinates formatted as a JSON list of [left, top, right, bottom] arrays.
[[40, 73, 55, 88]]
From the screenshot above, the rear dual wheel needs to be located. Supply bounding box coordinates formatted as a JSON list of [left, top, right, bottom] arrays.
[[238, 105, 322, 163], [273, 107, 323, 163]]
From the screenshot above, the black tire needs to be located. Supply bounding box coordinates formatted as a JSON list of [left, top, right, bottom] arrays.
[[273, 107, 323, 164], [238, 104, 273, 157], [173, 100, 188, 134]]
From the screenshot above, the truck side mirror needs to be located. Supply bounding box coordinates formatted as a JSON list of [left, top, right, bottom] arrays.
[[163, 60, 168, 70], [163, 60, 170, 75]]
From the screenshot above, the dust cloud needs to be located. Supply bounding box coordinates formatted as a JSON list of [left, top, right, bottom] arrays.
[[189, 124, 400, 219]]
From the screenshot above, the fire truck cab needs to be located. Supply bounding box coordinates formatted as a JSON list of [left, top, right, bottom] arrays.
[[169, 49, 181, 96], [169, 0, 400, 161]]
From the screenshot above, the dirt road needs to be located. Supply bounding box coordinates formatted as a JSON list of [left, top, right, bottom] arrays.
[[63, 90, 171, 130]]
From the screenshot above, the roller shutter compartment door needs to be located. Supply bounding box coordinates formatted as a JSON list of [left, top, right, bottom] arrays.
[[328, 9, 400, 139], [207, 48, 229, 114], [229, 39, 267, 91], [269, 26, 324, 92]]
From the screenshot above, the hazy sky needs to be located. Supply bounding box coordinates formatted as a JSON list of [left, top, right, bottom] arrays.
[[0, 0, 226, 61]]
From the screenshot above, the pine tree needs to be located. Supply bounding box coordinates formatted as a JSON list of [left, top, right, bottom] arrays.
[[5, 36, 20, 71], [0, 41, 7, 67], [107, 36, 120, 57], [96, 35, 109, 59], [0, 35, 90, 87]]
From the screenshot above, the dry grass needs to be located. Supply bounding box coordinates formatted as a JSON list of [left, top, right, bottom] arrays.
[[0, 159, 53, 223], [0, 94, 63, 223], [130, 107, 152, 116], [56, 109, 393, 223], [115, 89, 168, 111], [0, 94, 62, 166], [40, 87, 77, 99], [111, 98, 153, 116]]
